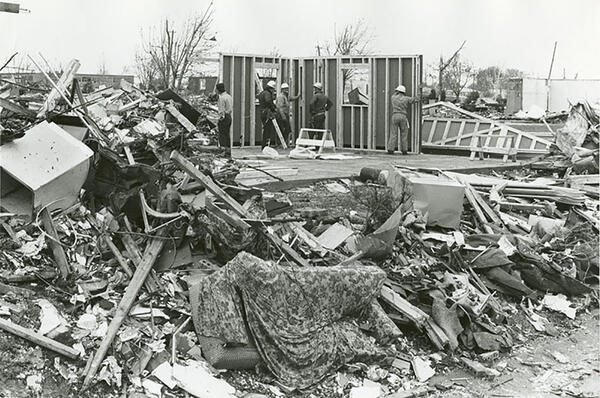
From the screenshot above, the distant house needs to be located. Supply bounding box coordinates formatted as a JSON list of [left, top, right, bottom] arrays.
[[0, 72, 134, 90], [475, 97, 503, 111], [506, 77, 600, 114], [187, 76, 218, 95], [76, 73, 134, 89]]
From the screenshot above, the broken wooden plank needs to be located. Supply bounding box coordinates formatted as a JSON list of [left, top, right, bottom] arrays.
[[0, 317, 79, 360], [83, 235, 165, 387], [170, 150, 247, 216], [37, 59, 80, 117], [206, 199, 251, 230], [118, 232, 159, 294], [380, 286, 428, 327], [166, 103, 196, 133], [381, 286, 448, 350], [39, 208, 71, 279], [0, 97, 36, 117], [103, 235, 133, 278], [261, 228, 310, 267], [0, 281, 34, 297]]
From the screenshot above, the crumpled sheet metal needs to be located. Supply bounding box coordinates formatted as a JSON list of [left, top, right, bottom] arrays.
[[189, 252, 400, 388]]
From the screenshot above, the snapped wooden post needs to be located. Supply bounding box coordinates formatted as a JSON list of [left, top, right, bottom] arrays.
[[0, 318, 80, 360], [83, 235, 166, 387], [39, 207, 71, 279]]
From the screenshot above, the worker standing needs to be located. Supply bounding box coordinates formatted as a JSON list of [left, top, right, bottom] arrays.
[[387, 84, 420, 155], [309, 82, 332, 133], [257, 80, 278, 148], [276, 83, 300, 144], [216, 82, 233, 158]]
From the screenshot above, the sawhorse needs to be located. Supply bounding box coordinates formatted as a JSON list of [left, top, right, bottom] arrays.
[[295, 128, 336, 154]]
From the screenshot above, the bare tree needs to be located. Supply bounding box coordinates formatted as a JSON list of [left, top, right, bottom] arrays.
[[318, 20, 373, 94], [436, 40, 466, 100], [140, 2, 215, 90], [321, 20, 373, 56], [134, 50, 157, 91], [442, 55, 474, 101]]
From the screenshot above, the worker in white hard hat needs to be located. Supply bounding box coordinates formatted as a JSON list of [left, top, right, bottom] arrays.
[[387, 84, 421, 155], [257, 80, 278, 148], [309, 81, 332, 134], [276, 83, 301, 144]]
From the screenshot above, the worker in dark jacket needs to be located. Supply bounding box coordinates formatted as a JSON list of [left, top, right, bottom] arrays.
[[257, 80, 278, 148], [309, 82, 332, 132], [387, 84, 420, 155]]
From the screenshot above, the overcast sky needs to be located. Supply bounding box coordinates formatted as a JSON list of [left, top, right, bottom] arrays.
[[2, 0, 598, 79]]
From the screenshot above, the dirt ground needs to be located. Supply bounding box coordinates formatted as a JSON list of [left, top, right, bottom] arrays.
[[428, 309, 600, 398]]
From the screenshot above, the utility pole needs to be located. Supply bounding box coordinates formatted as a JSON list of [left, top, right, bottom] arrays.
[[546, 41, 557, 112], [438, 40, 466, 101]]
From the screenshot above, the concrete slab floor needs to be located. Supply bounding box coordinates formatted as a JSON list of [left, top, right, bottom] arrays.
[[232, 147, 529, 186]]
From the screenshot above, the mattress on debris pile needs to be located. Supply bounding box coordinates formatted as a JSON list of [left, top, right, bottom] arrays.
[[189, 252, 400, 389]]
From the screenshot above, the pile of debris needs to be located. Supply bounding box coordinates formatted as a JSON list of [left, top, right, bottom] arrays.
[[0, 59, 598, 398], [0, 59, 219, 147], [533, 100, 600, 178]]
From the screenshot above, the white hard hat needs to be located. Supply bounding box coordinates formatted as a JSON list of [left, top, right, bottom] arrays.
[[267, 80, 276, 88], [281, 83, 289, 89], [313, 82, 323, 89], [395, 84, 406, 93]]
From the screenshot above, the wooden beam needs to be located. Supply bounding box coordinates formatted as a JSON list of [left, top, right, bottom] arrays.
[[206, 199, 251, 230], [103, 235, 133, 278], [0, 318, 80, 360], [241, 58, 246, 146], [0, 97, 36, 117], [170, 151, 247, 215], [37, 58, 80, 117], [39, 208, 70, 279], [384, 58, 389, 150], [83, 236, 165, 387], [165, 103, 196, 133]]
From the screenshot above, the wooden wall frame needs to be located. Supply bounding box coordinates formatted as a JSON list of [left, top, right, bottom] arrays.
[[220, 53, 422, 152]]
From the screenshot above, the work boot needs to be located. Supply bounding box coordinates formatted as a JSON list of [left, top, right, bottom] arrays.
[[401, 151, 408, 155], [387, 150, 395, 155]]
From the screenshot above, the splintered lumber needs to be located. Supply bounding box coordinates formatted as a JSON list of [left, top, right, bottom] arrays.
[[170, 151, 247, 215], [261, 228, 310, 267], [0, 318, 79, 359], [0, 281, 34, 297], [166, 103, 196, 133], [83, 236, 165, 387], [0, 97, 36, 117], [39, 208, 71, 279], [103, 235, 133, 278], [170, 150, 309, 267], [37, 58, 80, 117], [381, 286, 428, 327], [381, 286, 448, 350], [206, 199, 251, 230]]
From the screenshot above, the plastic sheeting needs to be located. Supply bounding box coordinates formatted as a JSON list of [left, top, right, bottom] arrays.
[[189, 252, 400, 388]]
